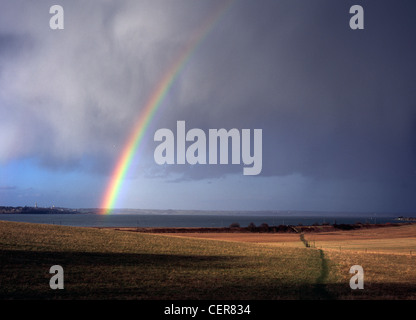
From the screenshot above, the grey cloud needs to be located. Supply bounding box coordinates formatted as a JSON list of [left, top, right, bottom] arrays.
[[155, 0, 416, 185], [0, 0, 205, 170], [1, 0, 416, 208]]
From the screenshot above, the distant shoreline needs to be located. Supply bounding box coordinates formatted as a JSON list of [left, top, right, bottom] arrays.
[[396, 216, 416, 221], [0, 206, 82, 215], [1, 206, 415, 217]]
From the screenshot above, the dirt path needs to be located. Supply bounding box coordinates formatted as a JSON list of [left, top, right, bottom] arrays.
[[299, 233, 334, 299]]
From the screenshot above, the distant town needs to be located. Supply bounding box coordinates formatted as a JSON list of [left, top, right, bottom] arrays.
[[0, 205, 100, 214], [396, 216, 416, 221]]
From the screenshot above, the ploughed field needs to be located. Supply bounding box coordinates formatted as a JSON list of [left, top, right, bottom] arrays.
[[0, 220, 415, 299]]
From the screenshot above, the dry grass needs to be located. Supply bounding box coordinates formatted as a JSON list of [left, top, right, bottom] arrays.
[[0, 220, 324, 300], [302, 224, 416, 299], [157, 224, 416, 299], [304, 224, 416, 255], [323, 250, 416, 299], [157, 232, 304, 247], [2, 220, 416, 299]]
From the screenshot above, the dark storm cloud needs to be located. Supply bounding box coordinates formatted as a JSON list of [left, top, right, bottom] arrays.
[[0, 0, 209, 172], [0, 34, 29, 57], [1, 0, 415, 210], [153, 0, 416, 186]]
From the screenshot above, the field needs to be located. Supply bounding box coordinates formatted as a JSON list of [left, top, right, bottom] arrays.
[[1, 220, 416, 299], [304, 224, 416, 299], [303, 224, 416, 254]]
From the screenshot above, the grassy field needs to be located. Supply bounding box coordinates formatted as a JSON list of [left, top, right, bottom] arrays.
[[302, 224, 416, 299], [1, 220, 415, 300], [303, 224, 416, 254], [155, 225, 416, 299], [0, 220, 332, 300]]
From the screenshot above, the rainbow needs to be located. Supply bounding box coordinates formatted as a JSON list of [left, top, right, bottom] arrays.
[[100, 0, 234, 214]]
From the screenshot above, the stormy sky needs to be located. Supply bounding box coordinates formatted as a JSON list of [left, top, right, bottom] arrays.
[[1, 0, 415, 213]]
